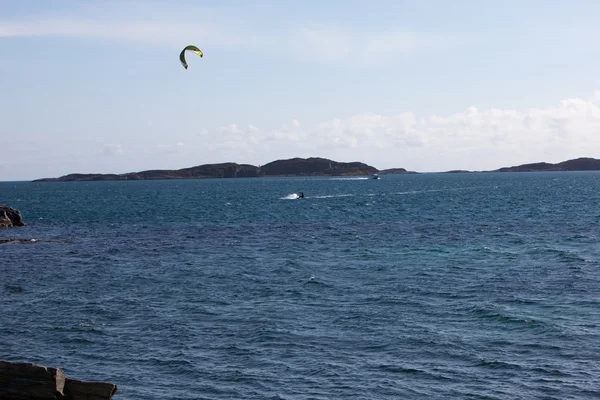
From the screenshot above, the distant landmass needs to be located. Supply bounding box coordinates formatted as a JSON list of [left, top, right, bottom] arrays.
[[491, 157, 600, 172], [31, 156, 600, 182], [438, 157, 600, 173], [33, 157, 415, 182], [378, 168, 418, 175]]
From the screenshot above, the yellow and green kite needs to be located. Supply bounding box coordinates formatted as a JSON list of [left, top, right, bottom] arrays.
[[180, 45, 203, 69]]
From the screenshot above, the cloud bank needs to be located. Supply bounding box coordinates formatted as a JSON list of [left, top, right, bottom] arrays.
[[183, 91, 600, 172]]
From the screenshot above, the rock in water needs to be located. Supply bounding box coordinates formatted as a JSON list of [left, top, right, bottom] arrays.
[[0, 361, 66, 399], [64, 378, 119, 400], [0, 360, 118, 399], [0, 205, 25, 228]]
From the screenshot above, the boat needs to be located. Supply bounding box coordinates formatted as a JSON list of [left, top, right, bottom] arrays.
[[370, 173, 380, 179]]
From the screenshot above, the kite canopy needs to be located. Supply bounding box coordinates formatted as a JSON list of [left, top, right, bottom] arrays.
[[180, 45, 203, 69]]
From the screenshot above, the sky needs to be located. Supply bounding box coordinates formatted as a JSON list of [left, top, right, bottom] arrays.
[[1, 0, 600, 181]]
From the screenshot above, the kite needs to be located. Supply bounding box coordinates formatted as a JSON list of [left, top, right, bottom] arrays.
[[180, 45, 203, 69]]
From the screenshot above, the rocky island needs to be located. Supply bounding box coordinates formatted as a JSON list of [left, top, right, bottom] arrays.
[[378, 167, 417, 175], [33, 157, 397, 182], [492, 157, 600, 172], [435, 157, 600, 173], [28, 156, 600, 182]]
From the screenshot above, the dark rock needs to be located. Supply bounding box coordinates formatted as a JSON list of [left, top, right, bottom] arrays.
[[0, 238, 35, 244], [64, 378, 118, 400], [0, 205, 24, 228], [0, 360, 117, 399], [0, 238, 71, 245], [0, 360, 66, 399]]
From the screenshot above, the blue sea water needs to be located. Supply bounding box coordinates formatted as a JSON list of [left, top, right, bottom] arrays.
[[1, 172, 600, 399]]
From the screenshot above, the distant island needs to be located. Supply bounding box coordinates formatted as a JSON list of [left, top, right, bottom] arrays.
[[440, 157, 600, 174], [33, 157, 417, 182], [378, 168, 416, 175], [491, 157, 600, 172], [31, 156, 600, 182]]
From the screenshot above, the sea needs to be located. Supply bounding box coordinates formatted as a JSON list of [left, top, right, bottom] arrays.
[[1, 172, 599, 399]]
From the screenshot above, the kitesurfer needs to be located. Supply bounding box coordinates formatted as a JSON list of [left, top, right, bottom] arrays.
[[298, 192, 304, 199]]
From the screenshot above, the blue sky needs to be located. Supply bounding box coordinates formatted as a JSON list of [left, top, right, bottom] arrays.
[[1, 0, 600, 180]]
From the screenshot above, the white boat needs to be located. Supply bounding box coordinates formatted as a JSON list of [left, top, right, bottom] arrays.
[[370, 173, 380, 179]]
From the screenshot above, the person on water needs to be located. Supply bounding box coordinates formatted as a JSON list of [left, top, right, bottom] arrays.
[[298, 192, 304, 199]]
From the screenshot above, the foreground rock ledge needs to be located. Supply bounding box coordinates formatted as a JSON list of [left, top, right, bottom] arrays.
[[0, 360, 117, 399], [0, 205, 24, 228]]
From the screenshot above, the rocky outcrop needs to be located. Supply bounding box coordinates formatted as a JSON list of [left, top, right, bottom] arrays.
[[63, 378, 118, 400], [0, 205, 24, 228], [1, 238, 35, 244], [0, 361, 65, 399], [0, 360, 117, 399]]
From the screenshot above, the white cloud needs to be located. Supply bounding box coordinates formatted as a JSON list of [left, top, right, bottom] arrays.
[[197, 91, 600, 171]]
